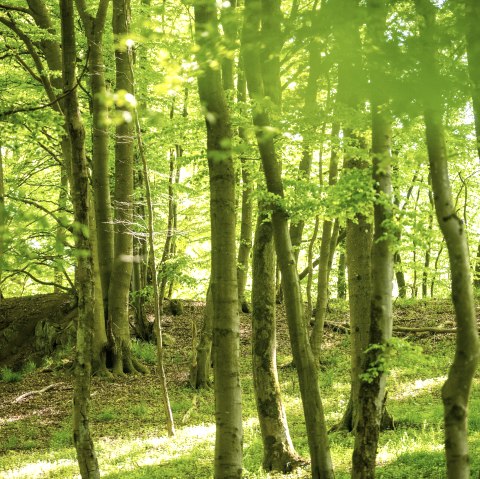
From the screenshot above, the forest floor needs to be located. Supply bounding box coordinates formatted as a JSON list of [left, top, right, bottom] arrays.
[[1, 298, 480, 478]]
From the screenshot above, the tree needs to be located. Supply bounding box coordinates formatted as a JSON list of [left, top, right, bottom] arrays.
[[108, 0, 144, 375], [415, 1, 480, 477], [60, 0, 99, 475], [242, 0, 334, 476], [194, 0, 243, 476], [351, 0, 393, 476]]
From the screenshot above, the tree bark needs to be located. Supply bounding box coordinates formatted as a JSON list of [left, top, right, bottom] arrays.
[[416, 1, 480, 477], [251, 211, 301, 472], [242, 1, 334, 476], [189, 284, 213, 389], [310, 123, 340, 361], [194, 1, 243, 476], [352, 1, 393, 476], [135, 110, 175, 436], [236, 64, 254, 313], [108, 0, 141, 375], [60, 0, 100, 475]]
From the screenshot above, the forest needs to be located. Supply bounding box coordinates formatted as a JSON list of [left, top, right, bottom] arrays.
[[0, 0, 479, 478]]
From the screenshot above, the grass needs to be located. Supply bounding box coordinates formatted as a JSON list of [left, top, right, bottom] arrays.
[[1, 298, 479, 478]]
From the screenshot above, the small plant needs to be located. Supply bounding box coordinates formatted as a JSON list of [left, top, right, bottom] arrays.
[[22, 360, 36, 375], [131, 339, 157, 365], [96, 408, 117, 422], [0, 366, 22, 383], [50, 428, 73, 448]]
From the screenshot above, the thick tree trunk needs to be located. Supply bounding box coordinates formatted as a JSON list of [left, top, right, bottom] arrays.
[[108, 0, 140, 375], [74, 0, 114, 311], [251, 212, 300, 472], [416, 1, 480, 477], [194, 2, 243, 476], [242, 2, 334, 477], [60, 0, 99, 475]]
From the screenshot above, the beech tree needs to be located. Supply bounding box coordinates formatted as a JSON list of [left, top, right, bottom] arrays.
[[60, 0, 99, 475], [194, 0, 243, 476], [415, 0, 479, 476]]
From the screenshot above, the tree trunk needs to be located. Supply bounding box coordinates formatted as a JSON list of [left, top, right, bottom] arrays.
[[0, 146, 5, 300], [79, 0, 114, 314], [60, 0, 99, 475], [189, 285, 213, 389], [333, 0, 372, 435], [194, 2, 243, 476], [251, 211, 301, 472], [464, 0, 480, 289], [310, 123, 340, 361], [236, 62, 254, 314], [242, 1, 334, 476], [352, 2, 393, 475], [135, 110, 175, 436], [108, 0, 140, 375], [416, 1, 480, 477]]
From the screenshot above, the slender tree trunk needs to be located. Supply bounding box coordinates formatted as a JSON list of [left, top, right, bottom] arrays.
[[310, 123, 340, 361], [135, 111, 175, 436], [54, 166, 68, 292], [422, 187, 434, 298], [0, 146, 5, 300], [189, 284, 213, 389], [251, 211, 301, 472], [60, 0, 99, 476], [236, 66, 254, 313], [337, 249, 346, 300], [242, 2, 334, 476], [306, 216, 320, 319], [352, 2, 393, 476], [416, 2, 480, 477], [159, 152, 177, 304], [464, 0, 480, 289], [194, 1, 243, 476]]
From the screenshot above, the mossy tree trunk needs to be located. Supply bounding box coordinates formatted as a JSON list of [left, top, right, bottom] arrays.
[[351, 1, 393, 476], [194, 1, 243, 476], [416, 1, 480, 477], [332, 0, 372, 433], [60, 0, 99, 475], [242, 1, 334, 476], [108, 0, 143, 375], [251, 211, 301, 472]]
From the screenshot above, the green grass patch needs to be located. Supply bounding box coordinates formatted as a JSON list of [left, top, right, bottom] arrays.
[[1, 299, 479, 478]]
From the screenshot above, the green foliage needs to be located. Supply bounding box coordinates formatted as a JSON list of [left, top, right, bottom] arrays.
[[131, 339, 157, 365], [0, 367, 23, 383], [360, 338, 424, 384]]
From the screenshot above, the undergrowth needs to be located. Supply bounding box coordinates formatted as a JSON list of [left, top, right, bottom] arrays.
[[1, 299, 479, 478]]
